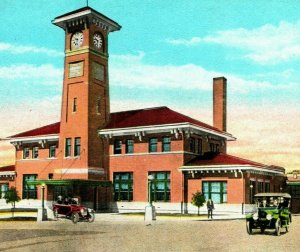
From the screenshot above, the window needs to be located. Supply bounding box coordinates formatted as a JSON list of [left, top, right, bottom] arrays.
[[48, 173, 53, 179], [162, 137, 171, 152], [265, 182, 270, 193], [125, 139, 134, 154], [96, 97, 101, 114], [258, 181, 264, 193], [149, 138, 158, 153], [195, 139, 202, 154], [113, 172, 133, 201], [113, 140, 122, 154], [23, 175, 37, 199], [202, 181, 227, 204], [0, 184, 8, 199], [65, 138, 71, 157], [72, 97, 77, 112], [190, 137, 195, 152], [49, 145, 56, 158], [210, 143, 220, 153], [74, 137, 81, 156], [23, 147, 30, 159], [32, 146, 39, 159], [149, 172, 170, 202]]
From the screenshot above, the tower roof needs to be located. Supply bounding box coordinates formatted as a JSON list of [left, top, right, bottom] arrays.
[[52, 6, 121, 32]]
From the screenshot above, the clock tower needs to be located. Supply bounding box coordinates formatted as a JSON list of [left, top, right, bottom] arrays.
[[52, 7, 121, 180]]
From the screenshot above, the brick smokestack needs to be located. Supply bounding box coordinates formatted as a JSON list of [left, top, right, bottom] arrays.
[[213, 77, 227, 132]]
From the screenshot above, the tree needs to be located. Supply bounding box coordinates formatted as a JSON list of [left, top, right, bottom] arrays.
[[191, 191, 206, 216], [4, 187, 21, 218]]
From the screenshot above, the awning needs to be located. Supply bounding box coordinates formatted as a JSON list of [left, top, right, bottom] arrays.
[[26, 179, 112, 187]]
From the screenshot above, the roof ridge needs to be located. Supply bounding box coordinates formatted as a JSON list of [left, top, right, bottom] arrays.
[[219, 153, 266, 167]]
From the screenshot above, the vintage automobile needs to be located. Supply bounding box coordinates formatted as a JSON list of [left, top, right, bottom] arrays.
[[52, 198, 95, 224], [246, 192, 292, 236]]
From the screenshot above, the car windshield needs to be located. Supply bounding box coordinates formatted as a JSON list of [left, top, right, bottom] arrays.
[[255, 196, 290, 208]]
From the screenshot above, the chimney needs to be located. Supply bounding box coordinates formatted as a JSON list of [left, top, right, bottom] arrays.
[[213, 77, 227, 132]]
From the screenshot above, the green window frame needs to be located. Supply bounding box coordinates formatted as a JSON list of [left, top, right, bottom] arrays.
[[32, 146, 39, 159], [65, 138, 71, 157], [49, 145, 56, 158], [125, 139, 134, 154], [149, 138, 158, 153], [74, 137, 81, 156], [113, 172, 133, 201], [258, 181, 264, 193], [23, 147, 30, 159], [149, 171, 170, 202], [202, 181, 227, 204], [114, 140, 122, 154], [0, 184, 8, 199], [162, 136, 171, 152], [23, 174, 37, 199]]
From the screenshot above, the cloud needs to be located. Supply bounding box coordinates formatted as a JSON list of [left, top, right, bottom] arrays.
[[0, 64, 63, 87], [0, 42, 63, 57], [110, 52, 292, 93], [166, 21, 300, 65]]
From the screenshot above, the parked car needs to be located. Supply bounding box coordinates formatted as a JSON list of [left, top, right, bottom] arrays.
[[246, 192, 292, 236], [53, 197, 95, 224]]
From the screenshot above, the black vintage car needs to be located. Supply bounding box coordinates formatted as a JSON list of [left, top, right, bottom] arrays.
[[246, 193, 292, 236]]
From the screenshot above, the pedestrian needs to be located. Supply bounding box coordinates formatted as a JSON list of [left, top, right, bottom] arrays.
[[207, 198, 214, 219]]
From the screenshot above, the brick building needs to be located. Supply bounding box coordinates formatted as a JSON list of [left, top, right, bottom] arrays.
[[1, 6, 286, 213]]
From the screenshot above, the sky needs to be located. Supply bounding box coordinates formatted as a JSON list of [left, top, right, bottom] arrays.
[[1, 0, 300, 171]]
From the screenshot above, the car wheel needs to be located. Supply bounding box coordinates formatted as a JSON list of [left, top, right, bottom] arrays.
[[260, 228, 265, 234], [246, 221, 253, 234], [88, 212, 95, 223], [53, 209, 58, 220], [71, 212, 79, 224], [275, 219, 281, 236]]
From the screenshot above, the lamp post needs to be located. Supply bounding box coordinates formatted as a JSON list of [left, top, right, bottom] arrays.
[[145, 174, 156, 222], [148, 174, 154, 206], [41, 184, 45, 209], [250, 184, 253, 204]]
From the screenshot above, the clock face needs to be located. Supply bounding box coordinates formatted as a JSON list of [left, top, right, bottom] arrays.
[[71, 32, 83, 49], [93, 33, 103, 49]]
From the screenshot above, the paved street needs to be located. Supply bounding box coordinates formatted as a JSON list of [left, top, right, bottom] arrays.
[[0, 215, 299, 252]]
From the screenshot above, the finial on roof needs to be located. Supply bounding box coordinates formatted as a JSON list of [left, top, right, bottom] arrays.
[[86, 0, 89, 7]]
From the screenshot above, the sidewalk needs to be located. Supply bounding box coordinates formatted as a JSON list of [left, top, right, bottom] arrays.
[[94, 212, 246, 222]]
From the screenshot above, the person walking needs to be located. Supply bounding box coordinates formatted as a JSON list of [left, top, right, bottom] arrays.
[[207, 199, 214, 219]]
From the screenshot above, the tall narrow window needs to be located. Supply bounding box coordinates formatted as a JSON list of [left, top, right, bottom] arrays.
[[149, 138, 158, 153], [114, 140, 122, 154], [96, 97, 101, 114], [49, 145, 56, 158], [162, 137, 171, 152], [125, 139, 134, 154], [196, 139, 202, 154], [23, 147, 30, 159], [32, 146, 39, 159], [72, 97, 77, 112], [189, 137, 195, 152], [65, 138, 71, 157], [74, 137, 81, 156]]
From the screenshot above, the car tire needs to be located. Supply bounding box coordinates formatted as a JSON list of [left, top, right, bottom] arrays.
[[275, 219, 281, 236], [88, 212, 95, 223], [246, 221, 253, 234], [260, 228, 265, 234], [72, 212, 79, 224]]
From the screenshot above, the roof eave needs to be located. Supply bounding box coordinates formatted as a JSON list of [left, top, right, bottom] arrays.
[[98, 122, 236, 141]]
